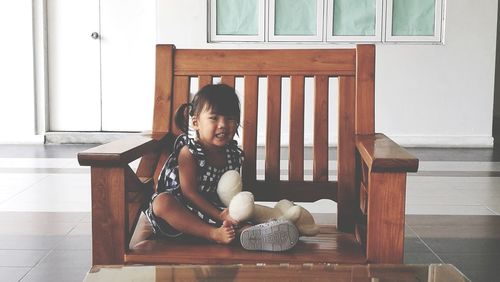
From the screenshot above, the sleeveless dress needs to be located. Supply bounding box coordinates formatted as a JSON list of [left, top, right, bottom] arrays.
[[145, 134, 244, 237]]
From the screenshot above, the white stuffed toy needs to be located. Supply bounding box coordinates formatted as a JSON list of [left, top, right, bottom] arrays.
[[217, 170, 320, 236]]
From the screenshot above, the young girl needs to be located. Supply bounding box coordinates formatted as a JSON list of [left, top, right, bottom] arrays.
[[146, 84, 299, 251]]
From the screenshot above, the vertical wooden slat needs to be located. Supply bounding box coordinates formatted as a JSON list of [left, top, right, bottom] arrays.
[[289, 76, 305, 181], [198, 75, 212, 90], [265, 76, 281, 181], [172, 76, 190, 136], [337, 76, 357, 232], [221, 76, 235, 88], [242, 76, 258, 185], [356, 45, 375, 135], [152, 45, 174, 133], [313, 76, 328, 182]]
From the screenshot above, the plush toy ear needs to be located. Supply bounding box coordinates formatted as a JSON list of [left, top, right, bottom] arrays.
[[228, 191, 255, 222], [217, 170, 242, 207]]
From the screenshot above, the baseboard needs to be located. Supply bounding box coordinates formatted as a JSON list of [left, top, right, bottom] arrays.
[[45, 132, 142, 144], [41, 132, 494, 148]]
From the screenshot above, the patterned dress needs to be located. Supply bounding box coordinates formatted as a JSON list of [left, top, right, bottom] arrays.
[[145, 134, 244, 237]]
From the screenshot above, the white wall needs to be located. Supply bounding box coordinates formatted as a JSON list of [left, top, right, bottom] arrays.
[[0, 1, 43, 143], [0, 0, 496, 146], [157, 0, 498, 147]]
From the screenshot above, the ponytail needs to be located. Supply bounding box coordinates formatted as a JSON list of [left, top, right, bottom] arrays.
[[174, 103, 192, 134]]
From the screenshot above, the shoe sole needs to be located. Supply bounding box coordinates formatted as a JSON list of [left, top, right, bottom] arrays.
[[240, 221, 299, 251]]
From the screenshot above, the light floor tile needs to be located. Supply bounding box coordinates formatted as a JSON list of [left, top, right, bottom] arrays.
[[0, 266, 31, 282], [0, 158, 74, 169], [0, 250, 49, 267], [405, 204, 496, 215], [20, 250, 91, 282], [486, 205, 500, 215], [0, 221, 78, 235]]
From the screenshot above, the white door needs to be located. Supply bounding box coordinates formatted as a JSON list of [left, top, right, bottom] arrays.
[[48, 0, 101, 131], [48, 0, 156, 132], [100, 0, 156, 131]]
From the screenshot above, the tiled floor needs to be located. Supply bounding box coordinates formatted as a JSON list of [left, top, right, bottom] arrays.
[[0, 144, 499, 281]]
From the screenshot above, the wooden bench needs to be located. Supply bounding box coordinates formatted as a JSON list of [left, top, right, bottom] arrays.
[[78, 44, 418, 266]]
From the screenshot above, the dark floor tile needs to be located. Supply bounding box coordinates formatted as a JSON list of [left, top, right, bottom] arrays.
[[405, 147, 500, 162], [404, 237, 433, 253], [0, 144, 95, 158], [423, 238, 500, 254], [404, 252, 442, 264], [439, 253, 500, 271], [21, 250, 91, 282], [406, 215, 500, 239], [463, 269, 500, 282], [0, 266, 31, 282]]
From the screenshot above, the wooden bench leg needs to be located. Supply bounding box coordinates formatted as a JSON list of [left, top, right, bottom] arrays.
[[366, 172, 406, 263], [91, 167, 127, 265]]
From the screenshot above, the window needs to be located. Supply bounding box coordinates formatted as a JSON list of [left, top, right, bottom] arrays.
[[209, 0, 445, 43], [327, 0, 383, 42], [386, 0, 443, 42], [210, 0, 265, 42], [269, 0, 323, 41]]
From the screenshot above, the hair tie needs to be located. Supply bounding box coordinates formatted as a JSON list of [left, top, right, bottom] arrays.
[[187, 103, 194, 116]]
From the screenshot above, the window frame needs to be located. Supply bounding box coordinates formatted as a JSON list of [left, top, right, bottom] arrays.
[[385, 0, 444, 43], [268, 0, 324, 42], [209, 0, 266, 42], [326, 0, 383, 43]]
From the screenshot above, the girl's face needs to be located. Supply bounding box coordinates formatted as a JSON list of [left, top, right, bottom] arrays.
[[192, 105, 238, 149]]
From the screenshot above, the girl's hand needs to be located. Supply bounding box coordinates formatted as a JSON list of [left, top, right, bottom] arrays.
[[220, 208, 239, 226]]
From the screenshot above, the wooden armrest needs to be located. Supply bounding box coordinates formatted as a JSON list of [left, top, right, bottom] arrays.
[[78, 132, 173, 166], [355, 133, 418, 172]]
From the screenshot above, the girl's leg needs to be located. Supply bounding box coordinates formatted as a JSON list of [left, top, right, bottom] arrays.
[[152, 193, 235, 244]]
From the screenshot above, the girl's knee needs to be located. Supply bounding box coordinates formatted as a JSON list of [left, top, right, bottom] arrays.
[[152, 193, 177, 217]]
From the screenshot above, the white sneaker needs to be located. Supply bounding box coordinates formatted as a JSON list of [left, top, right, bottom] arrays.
[[240, 219, 299, 252]]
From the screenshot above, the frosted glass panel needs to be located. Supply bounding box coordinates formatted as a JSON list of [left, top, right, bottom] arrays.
[[392, 0, 435, 36], [275, 0, 317, 35], [216, 0, 258, 35], [333, 0, 376, 36]]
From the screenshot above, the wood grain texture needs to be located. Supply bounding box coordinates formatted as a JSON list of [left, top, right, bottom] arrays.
[[78, 134, 162, 166], [289, 76, 305, 181], [91, 167, 127, 265], [242, 76, 258, 186], [337, 76, 357, 233], [153, 45, 174, 133], [313, 75, 329, 182], [366, 172, 406, 263], [173, 49, 356, 76], [172, 76, 190, 136], [355, 45, 375, 135], [80, 44, 420, 266], [127, 224, 365, 265], [198, 76, 212, 90], [221, 76, 235, 88], [265, 76, 281, 181], [356, 133, 419, 172], [251, 180, 338, 202]]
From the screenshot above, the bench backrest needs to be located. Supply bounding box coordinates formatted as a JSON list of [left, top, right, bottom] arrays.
[[151, 45, 375, 203]]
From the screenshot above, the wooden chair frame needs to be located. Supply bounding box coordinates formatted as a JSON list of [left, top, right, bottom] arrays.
[[78, 44, 418, 266]]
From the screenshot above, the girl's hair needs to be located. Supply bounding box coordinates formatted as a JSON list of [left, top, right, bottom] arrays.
[[174, 84, 241, 134]]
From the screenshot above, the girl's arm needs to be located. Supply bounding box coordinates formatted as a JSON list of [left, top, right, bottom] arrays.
[[177, 146, 235, 223]]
